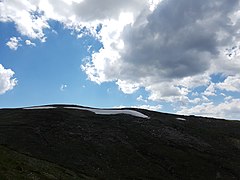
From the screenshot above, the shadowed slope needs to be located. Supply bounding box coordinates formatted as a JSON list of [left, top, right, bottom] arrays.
[[0, 105, 240, 179]]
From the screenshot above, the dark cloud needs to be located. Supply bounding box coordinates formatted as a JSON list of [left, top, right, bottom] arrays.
[[119, 0, 239, 80], [82, 0, 240, 102], [72, 0, 147, 21]]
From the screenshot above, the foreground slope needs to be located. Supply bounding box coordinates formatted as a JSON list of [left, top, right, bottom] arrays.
[[0, 145, 85, 179], [0, 105, 240, 179]]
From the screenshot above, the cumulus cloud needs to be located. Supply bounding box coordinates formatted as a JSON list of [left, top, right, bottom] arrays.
[[116, 80, 139, 94], [0, 64, 17, 94], [137, 95, 148, 103], [71, 0, 147, 21], [82, 0, 240, 105], [146, 82, 190, 103], [132, 104, 162, 111], [116, 104, 162, 111], [1, 1, 240, 84], [25, 40, 36, 46], [0, 0, 49, 41], [216, 75, 240, 92], [202, 83, 216, 96], [178, 99, 240, 120], [6, 37, 22, 50], [0, 0, 149, 40]]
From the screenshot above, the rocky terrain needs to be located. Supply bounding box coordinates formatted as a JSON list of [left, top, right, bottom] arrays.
[[0, 104, 240, 179]]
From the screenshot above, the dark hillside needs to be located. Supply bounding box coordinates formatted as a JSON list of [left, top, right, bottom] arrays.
[[0, 105, 240, 179]]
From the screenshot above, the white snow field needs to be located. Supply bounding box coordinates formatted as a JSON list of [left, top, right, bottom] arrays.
[[24, 106, 57, 110], [64, 106, 150, 119], [23, 105, 149, 119], [176, 117, 186, 121]]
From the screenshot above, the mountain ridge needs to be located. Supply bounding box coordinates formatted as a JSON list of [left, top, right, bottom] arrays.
[[0, 104, 240, 179]]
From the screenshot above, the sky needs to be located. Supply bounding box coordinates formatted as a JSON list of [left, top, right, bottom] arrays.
[[0, 0, 240, 120]]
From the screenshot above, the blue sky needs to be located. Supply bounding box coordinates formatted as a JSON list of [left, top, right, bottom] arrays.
[[1, 0, 240, 120], [0, 20, 165, 111]]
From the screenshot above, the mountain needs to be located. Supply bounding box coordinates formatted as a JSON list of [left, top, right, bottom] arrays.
[[0, 104, 240, 179]]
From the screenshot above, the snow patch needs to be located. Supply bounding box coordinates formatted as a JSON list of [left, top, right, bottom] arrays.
[[64, 107, 150, 119], [24, 106, 56, 110], [176, 117, 187, 121], [23, 106, 150, 119]]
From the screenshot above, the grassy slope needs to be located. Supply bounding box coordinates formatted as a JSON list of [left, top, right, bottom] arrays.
[[0, 145, 90, 180]]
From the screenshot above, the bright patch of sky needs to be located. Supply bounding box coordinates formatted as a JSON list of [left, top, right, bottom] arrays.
[[0, 0, 240, 120]]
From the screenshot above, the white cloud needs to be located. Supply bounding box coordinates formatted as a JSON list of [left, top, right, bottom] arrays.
[[0, 0, 150, 41], [192, 92, 199, 97], [115, 104, 162, 111], [189, 98, 201, 104], [146, 82, 191, 105], [216, 75, 240, 92], [116, 80, 139, 94], [0, 0, 49, 41], [178, 99, 240, 120], [202, 83, 216, 96], [137, 95, 148, 103], [60, 84, 67, 91], [132, 104, 162, 111], [0, 64, 17, 94], [6, 37, 22, 50], [148, 0, 162, 11], [220, 93, 226, 97], [224, 96, 233, 101], [25, 40, 36, 46]]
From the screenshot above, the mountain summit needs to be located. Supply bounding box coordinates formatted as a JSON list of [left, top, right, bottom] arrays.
[[0, 105, 240, 179]]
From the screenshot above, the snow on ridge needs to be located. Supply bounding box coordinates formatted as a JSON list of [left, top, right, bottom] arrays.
[[176, 117, 186, 121], [22, 105, 150, 119], [64, 106, 150, 119], [24, 106, 56, 110]]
